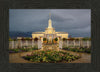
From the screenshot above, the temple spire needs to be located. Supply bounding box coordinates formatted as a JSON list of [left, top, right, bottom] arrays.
[[48, 13, 52, 28]]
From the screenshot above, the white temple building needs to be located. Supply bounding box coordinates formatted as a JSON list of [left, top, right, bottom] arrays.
[[32, 14, 69, 43]]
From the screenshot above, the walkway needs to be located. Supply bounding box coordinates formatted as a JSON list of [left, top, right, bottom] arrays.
[[61, 50, 91, 63]]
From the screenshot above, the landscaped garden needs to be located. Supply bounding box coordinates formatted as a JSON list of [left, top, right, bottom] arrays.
[[23, 50, 80, 63], [63, 47, 91, 53]]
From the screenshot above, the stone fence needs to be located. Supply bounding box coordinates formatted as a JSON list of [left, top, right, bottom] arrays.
[[9, 40, 91, 49], [63, 40, 91, 48], [9, 40, 38, 49]]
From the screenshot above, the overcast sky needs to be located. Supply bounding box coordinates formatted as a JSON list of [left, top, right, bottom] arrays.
[[9, 9, 91, 37]]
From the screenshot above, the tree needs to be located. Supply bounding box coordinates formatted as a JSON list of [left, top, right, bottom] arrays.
[[9, 37, 12, 41], [25, 37, 31, 40], [34, 37, 38, 41], [55, 38, 58, 41], [13, 39, 17, 41], [43, 38, 47, 41], [82, 37, 90, 41], [69, 38, 75, 41], [75, 38, 79, 41], [89, 38, 91, 41], [63, 38, 66, 41]]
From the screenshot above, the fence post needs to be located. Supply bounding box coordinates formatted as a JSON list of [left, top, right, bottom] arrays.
[[21, 40, 22, 48], [73, 40, 75, 47], [81, 40, 83, 48], [38, 40, 42, 49], [80, 40, 83, 48], [32, 40, 33, 47], [59, 40, 62, 49], [15, 41, 17, 48], [87, 40, 89, 48], [67, 40, 69, 47], [12, 41, 14, 49], [26, 40, 28, 46], [79, 40, 80, 47], [32, 40, 35, 47], [89, 41, 91, 48]]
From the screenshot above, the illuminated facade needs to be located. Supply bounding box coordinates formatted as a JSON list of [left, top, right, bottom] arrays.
[[32, 14, 68, 43]]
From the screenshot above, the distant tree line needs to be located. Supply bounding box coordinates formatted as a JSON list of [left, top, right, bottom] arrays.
[[9, 37, 91, 41], [62, 37, 91, 41], [9, 37, 32, 41]]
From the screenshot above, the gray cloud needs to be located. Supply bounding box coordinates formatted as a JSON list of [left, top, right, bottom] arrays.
[[9, 9, 91, 37]]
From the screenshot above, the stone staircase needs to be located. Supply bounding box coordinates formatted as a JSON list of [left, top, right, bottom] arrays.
[[42, 44, 59, 51]]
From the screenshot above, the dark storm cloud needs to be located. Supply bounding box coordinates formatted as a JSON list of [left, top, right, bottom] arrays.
[[9, 9, 91, 37]]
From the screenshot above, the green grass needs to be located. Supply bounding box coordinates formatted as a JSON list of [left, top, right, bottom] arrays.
[[9, 49, 20, 53], [9, 47, 38, 53]]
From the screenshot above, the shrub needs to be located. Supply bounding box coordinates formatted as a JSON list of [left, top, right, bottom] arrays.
[[9, 37, 13, 41], [9, 47, 38, 53], [82, 37, 91, 41], [32, 47, 38, 50], [69, 38, 75, 41], [63, 38, 66, 41], [34, 38, 38, 41], [55, 38, 58, 41], [43, 38, 47, 41], [9, 49, 20, 53], [63, 47, 91, 53]]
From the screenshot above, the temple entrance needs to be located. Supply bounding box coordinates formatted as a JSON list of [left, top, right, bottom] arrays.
[[39, 36, 62, 51], [48, 36, 52, 43]]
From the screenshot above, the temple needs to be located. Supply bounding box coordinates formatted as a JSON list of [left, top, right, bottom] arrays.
[[32, 14, 69, 43]]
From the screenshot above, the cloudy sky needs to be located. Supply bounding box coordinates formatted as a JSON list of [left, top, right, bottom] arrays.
[[9, 9, 91, 37]]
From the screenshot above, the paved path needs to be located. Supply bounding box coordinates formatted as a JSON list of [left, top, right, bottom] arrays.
[[9, 50, 91, 63], [9, 51, 36, 63]]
